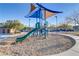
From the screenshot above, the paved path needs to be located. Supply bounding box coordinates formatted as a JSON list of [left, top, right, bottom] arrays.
[[0, 32, 27, 41], [54, 33, 79, 56]]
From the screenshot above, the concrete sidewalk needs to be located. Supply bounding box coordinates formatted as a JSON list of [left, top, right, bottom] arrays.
[[54, 33, 79, 56]]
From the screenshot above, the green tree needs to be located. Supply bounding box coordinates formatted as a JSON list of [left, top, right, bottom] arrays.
[[48, 24, 55, 29], [4, 20, 27, 31], [57, 24, 73, 30]]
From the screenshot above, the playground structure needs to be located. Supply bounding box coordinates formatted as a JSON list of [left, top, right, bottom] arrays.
[[16, 3, 62, 43]]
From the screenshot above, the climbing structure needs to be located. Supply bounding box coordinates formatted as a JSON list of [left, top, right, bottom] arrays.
[[16, 3, 62, 43]]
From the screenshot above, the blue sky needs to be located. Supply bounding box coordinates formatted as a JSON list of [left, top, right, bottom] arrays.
[[0, 3, 79, 27]]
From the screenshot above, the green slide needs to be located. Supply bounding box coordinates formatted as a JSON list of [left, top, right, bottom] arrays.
[[16, 28, 37, 43]]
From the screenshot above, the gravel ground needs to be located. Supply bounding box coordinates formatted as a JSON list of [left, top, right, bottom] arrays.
[[0, 33, 75, 56]]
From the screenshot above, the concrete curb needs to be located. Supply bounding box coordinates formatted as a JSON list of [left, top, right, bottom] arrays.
[[54, 33, 79, 56]]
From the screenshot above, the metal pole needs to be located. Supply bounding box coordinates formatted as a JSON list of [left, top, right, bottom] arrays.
[[74, 19, 76, 26], [74, 19, 76, 32], [44, 10, 47, 39], [55, 16, 57, 31], [29, 18, 31, 27]]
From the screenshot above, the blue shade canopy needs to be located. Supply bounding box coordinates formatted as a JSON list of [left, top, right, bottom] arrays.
[[28, 8, 42, 18], [25, 8, 43, 18], [36, 3, 62, 13]]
